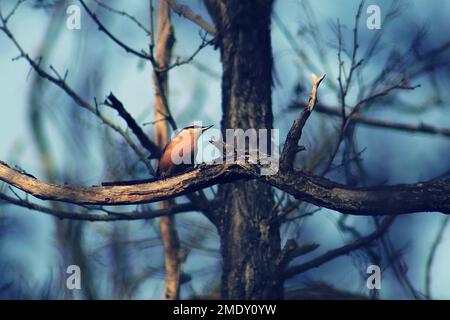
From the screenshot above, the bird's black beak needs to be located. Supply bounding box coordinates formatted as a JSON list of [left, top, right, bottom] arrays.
[[202, 124, 214, 132]]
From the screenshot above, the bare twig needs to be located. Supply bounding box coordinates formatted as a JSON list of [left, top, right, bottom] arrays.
[[425, 215, 449, 299], [158, 33, 215, 72], [352, 82, 420, 116], [277, 240, 320, 270], [3, 0, 27, 23], [0, 12, 156, 174], [0, 192, 197, 221], [273, 12, 318, 73], [282, 207, 322, 222], [343, 1, 364, 98], [80, 0, 210, 132], [166, 0, 217, 35], [321, 81, 420, 176], [290, 101, 450, 138], [150, 0, 155, 54], [104, 93, 161, 157], [80, 0, 213, 76], [284, 216, 395, 279], [280, 73, 325, 172], [92, 0, 151, 35], [379, 223, 422, 299], [79, 0, 154, 62]]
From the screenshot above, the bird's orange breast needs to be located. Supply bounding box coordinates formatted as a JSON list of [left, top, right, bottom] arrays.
[[156, 132, 197, 178]]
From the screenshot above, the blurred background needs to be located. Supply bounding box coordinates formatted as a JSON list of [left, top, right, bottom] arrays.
[[0, 0, 449, 299]]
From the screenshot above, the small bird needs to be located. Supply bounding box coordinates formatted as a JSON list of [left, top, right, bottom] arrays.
[[156, 124, 213, 178], [101, 124, 213, 186]]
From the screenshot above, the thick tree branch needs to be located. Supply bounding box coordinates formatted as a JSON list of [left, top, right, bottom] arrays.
[[264, 171, 450, 216], [1, 160, 449, 215]]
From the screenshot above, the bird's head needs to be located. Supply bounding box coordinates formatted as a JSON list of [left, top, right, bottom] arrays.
[[179, 124, 213, 140]]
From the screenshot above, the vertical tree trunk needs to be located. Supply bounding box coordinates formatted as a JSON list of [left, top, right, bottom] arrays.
[[217, 0, 283, 299], [152, 0, 180, 300]]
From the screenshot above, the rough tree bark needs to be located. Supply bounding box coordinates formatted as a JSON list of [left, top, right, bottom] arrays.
[[2, 160, 449, 215], [216, 0, 283, 299]]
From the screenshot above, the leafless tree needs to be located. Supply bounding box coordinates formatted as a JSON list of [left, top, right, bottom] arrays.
[[0, 0, 449, 299]]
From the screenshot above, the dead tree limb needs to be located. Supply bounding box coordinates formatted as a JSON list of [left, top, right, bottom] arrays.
[[105, 93, 161, 158], [1, 160, 449, 215], [280, 73, 325, 172]]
